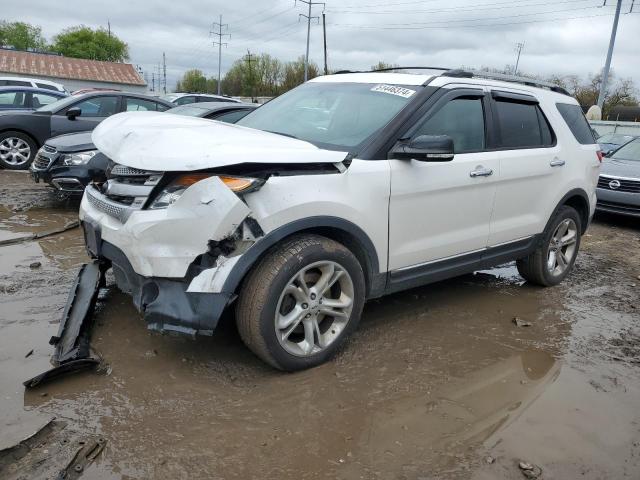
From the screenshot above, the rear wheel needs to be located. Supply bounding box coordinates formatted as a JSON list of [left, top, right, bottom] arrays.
[[236, 234, 366, 371], [517, 205, 581, 286], [0, 131, 37, 170]]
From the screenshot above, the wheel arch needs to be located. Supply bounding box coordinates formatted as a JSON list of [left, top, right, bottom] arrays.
[[555, 188, 590, 234], [0, 128, 41, 148], [222, 216, 384, 299]]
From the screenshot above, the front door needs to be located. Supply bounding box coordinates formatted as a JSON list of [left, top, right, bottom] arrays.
[[388, 88, 499, 271], [50, 95, 120, 137]]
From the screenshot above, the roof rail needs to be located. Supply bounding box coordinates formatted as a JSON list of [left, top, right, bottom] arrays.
[[333, 66, 452, 75], [441, 69, 571, 96]]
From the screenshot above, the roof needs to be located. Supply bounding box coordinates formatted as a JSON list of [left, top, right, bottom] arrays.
[[0, 85, 67, 96], [0, 49, 146, 87], [312, 72, 432, 86]]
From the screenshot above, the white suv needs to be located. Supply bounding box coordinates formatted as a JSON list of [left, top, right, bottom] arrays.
[[79, 69, 601, 370]]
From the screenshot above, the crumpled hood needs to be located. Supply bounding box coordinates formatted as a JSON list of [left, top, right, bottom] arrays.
[[600, 158, 640, 179], [91, 111, 348, 171]]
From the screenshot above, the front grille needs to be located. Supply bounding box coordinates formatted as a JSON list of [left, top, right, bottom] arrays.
[[86, 186, 129, 223], [87, 162, 162, 223], [597, 200, 640, 215], [598, 175, 640, 193], [110, 164, 153, 177], [32, 154, 53, 170]]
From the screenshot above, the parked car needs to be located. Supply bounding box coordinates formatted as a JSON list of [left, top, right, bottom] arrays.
[[0, 86, 67, 112], [30, 102, 258, 194], [71, 88, 120, 96], [597, 133, 636, 156], [0, 76, 67, 92], [162, 92, 242, 105], [80, 70, 600, 371], [596, 137, 640, 217], [0, 92, 172, 170]]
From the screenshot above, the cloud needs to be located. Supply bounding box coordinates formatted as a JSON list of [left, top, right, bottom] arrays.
[[5, 0, 639, 89]]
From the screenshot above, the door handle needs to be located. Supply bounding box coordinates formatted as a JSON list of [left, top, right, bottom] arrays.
[[550, 158, 565, 167], [469, 166, 493, 177]]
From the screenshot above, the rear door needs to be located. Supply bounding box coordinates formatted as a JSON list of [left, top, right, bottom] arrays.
[[50, 95, 120, 137], [485, 90, 560, 246], [388, 87, 500, 270]]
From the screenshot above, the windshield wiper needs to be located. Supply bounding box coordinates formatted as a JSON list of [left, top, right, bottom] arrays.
[[264, 130, 299, 140]]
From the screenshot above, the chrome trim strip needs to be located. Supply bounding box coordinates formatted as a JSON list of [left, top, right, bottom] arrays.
[[599, 174, 640, 182]]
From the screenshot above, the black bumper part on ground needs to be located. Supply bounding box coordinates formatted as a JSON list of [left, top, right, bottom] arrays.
[[100, 241, 231, 337], [24, 261, 105, 388]]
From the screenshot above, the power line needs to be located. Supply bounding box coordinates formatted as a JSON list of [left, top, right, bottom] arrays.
[[330, 3, 630, 28], [326, 0, 599, 15], [211, 15, 230, 96], [297, 0, 325, 81]]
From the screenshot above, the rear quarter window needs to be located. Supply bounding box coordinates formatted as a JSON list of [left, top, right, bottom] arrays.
[[556, 103, 595, 145]]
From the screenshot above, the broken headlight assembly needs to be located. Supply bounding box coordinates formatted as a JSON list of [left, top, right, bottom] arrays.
[[62, 150, 98, 166], [148, 173, 263, 210]]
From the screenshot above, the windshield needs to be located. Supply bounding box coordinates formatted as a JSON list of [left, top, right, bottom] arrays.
[[598, 133, 634, 145], [35, 95, 80, 113], [237, 81, 419, 150], [167, 105, 209, 116], [610, 138, 640, 162]]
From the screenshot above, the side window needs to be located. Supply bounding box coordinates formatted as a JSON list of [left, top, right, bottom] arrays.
[[6, 80, 31, 87], [0, 91, 26, 107], [36, 83, 59, 91], [494, 99, 554, 149], [68, 96, 118, 117], [556, 103, 595, 145], [175, 96, 196, 105], [414, 96, 485, 153], [199, 96, 222, 103], [125, 97, 163, 111], [210, 109, 252, 123], [32, 93, 61, 108], [155, 102, 170, 112]]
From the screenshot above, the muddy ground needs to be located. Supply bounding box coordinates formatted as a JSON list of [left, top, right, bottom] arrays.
[[0, 170, 639, 479]]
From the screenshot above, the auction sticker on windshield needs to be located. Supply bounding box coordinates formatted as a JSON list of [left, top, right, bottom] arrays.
[[371, 84, 416, 98]]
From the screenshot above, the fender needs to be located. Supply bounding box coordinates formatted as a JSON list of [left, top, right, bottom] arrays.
[[546, 187, 591, 235], [221, 216, 383, 297]]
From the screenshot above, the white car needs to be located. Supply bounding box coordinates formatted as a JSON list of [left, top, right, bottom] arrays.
[[0, 76, 67, 92], [79, 69, 600, 370], [161, 92, 242, 105]]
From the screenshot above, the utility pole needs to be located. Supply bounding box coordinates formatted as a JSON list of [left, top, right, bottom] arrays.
[[107, 20, 111, 38], [211, 15, 230, 96], [162, 52, 167, 94], [244, 50, 256, 101], [514, 42, 524, 75], [322, 12, 328, 75], [597, 0, 623, 110], [297, 0, 325, 81]]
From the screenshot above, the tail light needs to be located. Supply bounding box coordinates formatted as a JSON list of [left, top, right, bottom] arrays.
[[596, 151, 603, 163]]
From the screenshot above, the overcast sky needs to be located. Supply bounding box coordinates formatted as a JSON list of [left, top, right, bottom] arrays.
[[6, 0, 640, 90]]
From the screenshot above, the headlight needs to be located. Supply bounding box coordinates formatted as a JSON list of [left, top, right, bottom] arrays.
[[148, 174, 262, 210], [62, 150, 97, 166]]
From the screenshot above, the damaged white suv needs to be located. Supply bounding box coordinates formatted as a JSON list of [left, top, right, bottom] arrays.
[[79, 69, 600, 370]]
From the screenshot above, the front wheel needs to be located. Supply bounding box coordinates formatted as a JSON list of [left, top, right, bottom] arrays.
[[517, 205, 581, 286], [236, 234, 366, 371], [0, 131, 37, 170]]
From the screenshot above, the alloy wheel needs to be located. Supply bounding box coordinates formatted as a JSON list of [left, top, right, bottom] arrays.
[[275, 261, 355, 357], [547, 218, 578, 276], [0, 137, 31, 166]]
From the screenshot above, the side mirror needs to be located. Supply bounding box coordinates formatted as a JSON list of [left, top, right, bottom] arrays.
[[391, 135, 455, 162], [66, 107, 81, 120]]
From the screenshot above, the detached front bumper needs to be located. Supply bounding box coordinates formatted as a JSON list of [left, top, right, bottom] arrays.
[[79, 176, 254, 336], [94, 235, 232, 336]]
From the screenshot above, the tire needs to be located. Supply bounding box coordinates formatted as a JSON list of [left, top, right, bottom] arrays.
[[0, 131, 37, 170], [236, 234, 366, 371], [517, 205, 582, 287]]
